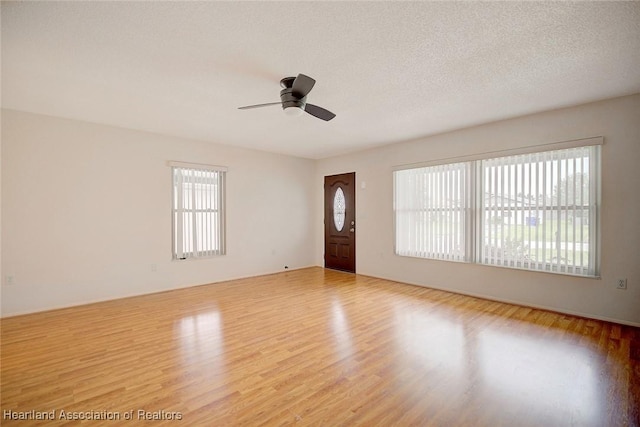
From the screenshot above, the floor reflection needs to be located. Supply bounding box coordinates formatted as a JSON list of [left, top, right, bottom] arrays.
[[176, 310, 226, 372], [331, 297, 355, 362], [392, 302, 608, 425], [477, 327, 600, 424], [393, 305, 465, 371]]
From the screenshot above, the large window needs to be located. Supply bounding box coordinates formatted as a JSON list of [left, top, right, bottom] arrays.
[[171, 162, 226, 259], [394, 140, 601, 277]]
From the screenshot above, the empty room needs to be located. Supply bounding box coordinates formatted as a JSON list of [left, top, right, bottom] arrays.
[[1, 1, 639, 426]]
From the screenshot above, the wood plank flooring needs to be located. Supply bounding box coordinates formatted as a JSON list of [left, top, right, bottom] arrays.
[[1, 267, 639, 426]]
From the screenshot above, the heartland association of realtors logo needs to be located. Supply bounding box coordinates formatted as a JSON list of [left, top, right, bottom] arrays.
[[3, 409, 183, 421]]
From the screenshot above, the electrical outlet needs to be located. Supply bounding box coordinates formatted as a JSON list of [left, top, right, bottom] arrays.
[[616, 278, 627, 290], [151, 264, 157, 272], [6, 275, 14, 286]]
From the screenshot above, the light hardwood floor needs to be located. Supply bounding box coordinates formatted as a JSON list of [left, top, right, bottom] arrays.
[[1, 267, 639, 426]]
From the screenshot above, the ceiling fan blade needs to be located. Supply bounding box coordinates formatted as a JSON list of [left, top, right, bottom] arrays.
[[291, 74, 316, 98], [304, 104, 336, 121], [238, 102, 282, 110]]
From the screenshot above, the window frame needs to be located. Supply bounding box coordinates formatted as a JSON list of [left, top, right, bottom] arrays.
[[169, 161, 227, 260], [393, 137, 602, 278]]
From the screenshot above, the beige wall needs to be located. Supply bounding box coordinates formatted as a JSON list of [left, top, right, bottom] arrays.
[[3, 95, 639, 325], [316, 94, 640, 326], [1, 110, 316, 316]]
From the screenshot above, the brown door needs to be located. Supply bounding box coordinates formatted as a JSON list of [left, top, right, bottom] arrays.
[[324, 172, 356, 273]]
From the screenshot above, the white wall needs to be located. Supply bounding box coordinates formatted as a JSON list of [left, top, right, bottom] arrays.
[[4, 95, 639, 325], [1, 109, 316, 316], [316, 94, 640, 326]]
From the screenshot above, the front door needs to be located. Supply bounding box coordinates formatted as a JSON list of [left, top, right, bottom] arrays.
[[324, 172, 356, 273]]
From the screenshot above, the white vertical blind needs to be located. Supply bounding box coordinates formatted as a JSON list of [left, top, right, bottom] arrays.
[[393, 141, 600, 277], [394, 162, 469, 261], [172, 165, 226, 259], [479, 146, 598, 275]]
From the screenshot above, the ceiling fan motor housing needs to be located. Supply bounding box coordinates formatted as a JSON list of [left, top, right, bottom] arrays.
[[280, 80, 306, 109], [280, 88, 306, 110]]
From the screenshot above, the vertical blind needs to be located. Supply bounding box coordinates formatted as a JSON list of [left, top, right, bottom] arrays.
[[481, 146, 598, 275], [394, 162, 469, 261], [171, 163, 226, 259], [393, 141, 600, 277]]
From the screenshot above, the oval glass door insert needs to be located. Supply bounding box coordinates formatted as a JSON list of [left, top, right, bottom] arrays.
[[333, 187, 346, 231]]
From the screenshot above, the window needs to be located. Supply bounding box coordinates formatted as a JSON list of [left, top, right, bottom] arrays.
[[481, 146, 598, 275], [333, 187, 346, 231], [393, 139, 601, 277], [394, 162, 470, 261], [171, 162, 226, 259]]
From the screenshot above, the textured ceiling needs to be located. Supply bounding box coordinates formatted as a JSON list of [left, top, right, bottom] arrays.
[[2, 2, 640, 159]]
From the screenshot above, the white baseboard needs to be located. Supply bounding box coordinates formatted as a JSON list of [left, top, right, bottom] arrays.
[[0, 265, 318, 318], [357, 272, 640, 328]]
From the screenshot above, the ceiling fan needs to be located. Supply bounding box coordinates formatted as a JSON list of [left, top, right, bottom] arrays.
[[238, 74, 336, 121]]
